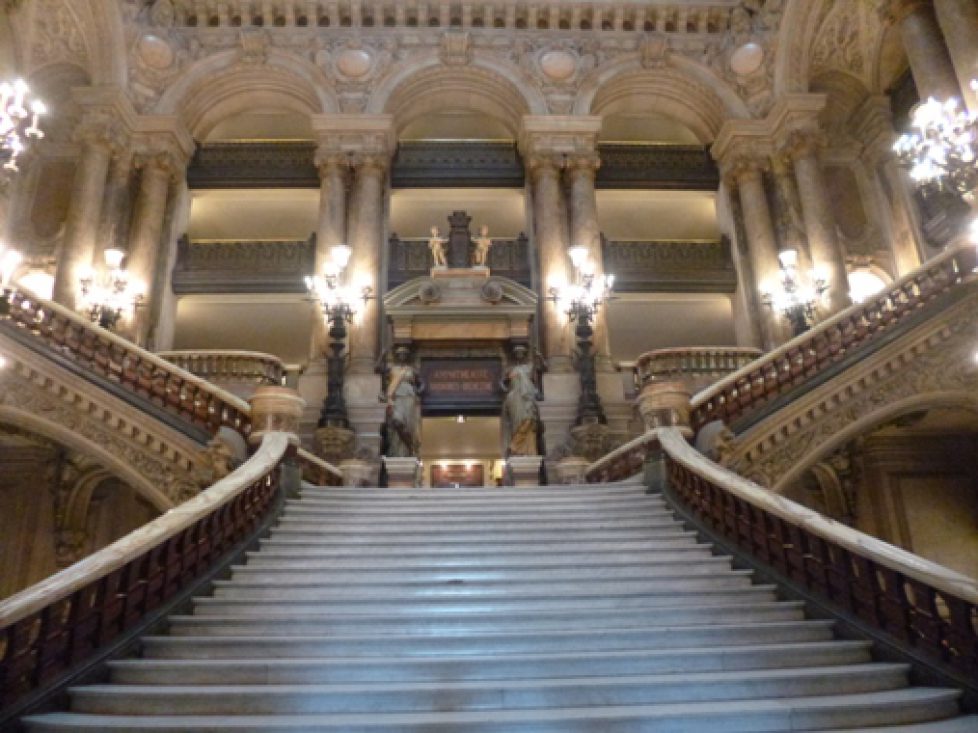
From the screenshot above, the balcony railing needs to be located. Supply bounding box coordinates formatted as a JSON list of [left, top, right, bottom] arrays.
[[157, 350, 287, 388], [634, 346, 762, 392]]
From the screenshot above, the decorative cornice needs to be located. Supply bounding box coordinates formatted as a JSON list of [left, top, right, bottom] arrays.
[[311, 114, 396, 158], [518, 115, 602, 159]]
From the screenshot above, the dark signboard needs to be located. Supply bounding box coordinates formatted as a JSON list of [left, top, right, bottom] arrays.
[[420, 358, 503, 414]]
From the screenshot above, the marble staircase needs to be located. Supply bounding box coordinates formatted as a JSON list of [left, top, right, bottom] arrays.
[[23, 480, 977, 731]]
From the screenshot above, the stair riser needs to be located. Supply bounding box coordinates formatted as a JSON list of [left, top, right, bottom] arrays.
[[225, 561, 736, 583], [286, 502, 667, 517], [166, 608, 806, 636], [108, 642, 874, 685], [71, 669, 909, 715], [255, 537, 702, 553], [191, 589, 782, 615], [265, 529, 688, 542], [141, 623, 835, 658], [23, 697, 963, 733]]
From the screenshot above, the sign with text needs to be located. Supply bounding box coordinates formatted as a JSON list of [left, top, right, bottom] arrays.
[[431, 463, 485, 488], [421, 358, 503, 413]]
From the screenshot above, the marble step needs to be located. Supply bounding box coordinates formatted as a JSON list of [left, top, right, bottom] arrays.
[[285, 496, 667, 515], [256, 534, 702, 553], [68, 664, 911, 715], [298, 484, 645, 501], [209, 572, 757, 601], [273, 514, 680, 533], [242, 545, 717, 568], [108, 640, 876, 684], [191, 585, 783, 616], [140, 620, 836, 658], [226, 557, 736, 583], [23, 688, 963, 732], [166, 601, 806, 635]]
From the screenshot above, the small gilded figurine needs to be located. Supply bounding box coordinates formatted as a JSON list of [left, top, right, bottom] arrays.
[[472, 224, 493, 268], [428, 226, 448, 268]]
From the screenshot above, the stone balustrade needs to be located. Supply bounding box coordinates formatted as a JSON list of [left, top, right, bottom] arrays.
[[157, 350, 287, 391], [634, 346, 762, 394], [691, 242, 978, 433], [168, 0, 740, 33]]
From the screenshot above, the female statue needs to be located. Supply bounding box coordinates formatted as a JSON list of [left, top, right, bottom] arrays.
[[382, 346, 423, 457], [501, 345, 543, 456]]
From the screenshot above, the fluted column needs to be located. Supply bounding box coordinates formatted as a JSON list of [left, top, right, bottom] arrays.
[[731, 160, 785, 349], [127, 151, 182, 346], [52, 121, 115, 308], [347, 154, 386, 374], [310, 153, 350, 359], [565, 153, 611, 364], [96, 150, 133, 258], [935, 0, 978, 111], [528, 154, 571, 370], [786, 133, 851, 316], [888, 0, 961, 100]]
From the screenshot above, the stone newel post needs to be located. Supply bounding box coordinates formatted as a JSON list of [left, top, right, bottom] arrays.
[[635, 380, 693, 492], [248, 386, 307, 447]]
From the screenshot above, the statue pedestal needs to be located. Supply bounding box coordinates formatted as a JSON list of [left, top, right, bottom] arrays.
[[508, 455, 543, 488], [339, 458, 376, 488], [430, 267, 489, 281], [556, 456, 590, 485], [384, 456, 421, 488]]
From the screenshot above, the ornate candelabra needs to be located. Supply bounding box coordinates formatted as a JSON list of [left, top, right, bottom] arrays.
[[762, 248, 828, 337], [0, 242, 23, 315], [306, 244, 372, 428], [1, 78, 45, 175], [548, 245, 615, 425], [77, 249, 143, 330], [893, 82, 978, 197]]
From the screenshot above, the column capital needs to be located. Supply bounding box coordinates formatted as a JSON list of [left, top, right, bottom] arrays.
[[311, 114, 396, 159], [525, 153, 564, 181], [564, 152, 602, 178], [350, 152, 389, 174], [70, 86, 138, 154], [779, 128, 825, 162], [314, 149, 352, 176], [518, 115, 602, 160], [131, 116, 195, 179]]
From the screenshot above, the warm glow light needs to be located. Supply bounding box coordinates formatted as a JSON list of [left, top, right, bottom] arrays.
[[103, 248, 125, 269], [1, 78, 45, 173], [17, 271, 53, 299], [568, 246, 588, 270], [778, 248, 798, 270], [848, 270, 887, 304], [330, 244, 352, 270]]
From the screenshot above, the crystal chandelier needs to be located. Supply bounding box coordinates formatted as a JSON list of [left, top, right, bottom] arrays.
[[305, 244, 372, 322], [547, 245, 615, 322], [893, 82, 978, 196], [762, 248, 829, 337], [78, 249, 143, 330], [1, 79, 46, 173]]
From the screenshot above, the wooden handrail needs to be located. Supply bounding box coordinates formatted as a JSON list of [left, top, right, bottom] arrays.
[[296, 446, 343, 485], [0, 432, 291, 711], [1, 290, 252, 437], [658, 426, 978, 679], [691, 244, 978, 431]]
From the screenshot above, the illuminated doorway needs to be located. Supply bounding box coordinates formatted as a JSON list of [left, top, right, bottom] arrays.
[[420, 416, 504, 488]]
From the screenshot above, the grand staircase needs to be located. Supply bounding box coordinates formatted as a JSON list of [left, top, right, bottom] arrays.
[[24, 479, 976, 732]]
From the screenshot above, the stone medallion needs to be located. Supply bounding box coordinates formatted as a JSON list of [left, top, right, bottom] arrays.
[[137, 34, 174, 70], [539, 50, 577, 82], [729, 42, 764, 76], [336, 48, 373, 78]]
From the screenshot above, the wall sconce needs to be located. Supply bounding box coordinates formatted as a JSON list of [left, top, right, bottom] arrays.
[[306, 244, 374, 429], [1, 79, 45, 174], [762, 248, 829, 337], [78, 248, 143, 330], [547, 245, 615, 426], [0, 242, 23, 315]]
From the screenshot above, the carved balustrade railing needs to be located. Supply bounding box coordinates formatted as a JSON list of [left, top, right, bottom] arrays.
[[296, 447, 343, 487], [691, 244, 978, 433], [596, 144, 719, 190], [157, 350, 286, 387], [634, 346, 762, 391], [1, 289, 252, 439], [601, 236, 736, 293], [658, 426, 978, 681], [0, 432, 291, 716], [167, 1, 743, 33], [173, 235, 316, 294]]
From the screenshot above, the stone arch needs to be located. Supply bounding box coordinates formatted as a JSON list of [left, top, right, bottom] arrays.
[[774, 0, 831, 94], [0, 405, 174, 512], [810, 69, 873, 136], [576, 59, 749, 142], [155, 50, 338, 137], [771, 391, 978, 493], [367, 54, 546, 136]]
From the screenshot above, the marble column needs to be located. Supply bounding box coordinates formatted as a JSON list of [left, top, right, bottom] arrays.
[[96, 150, 133, 258], [787, 134, 852, 316], [891, 0, 961, 100], [310, 154, 350, 360], [564, 153, 611, 364], [347, 154, 387, 374], [768, 154, 812, 272], [935, 0, 978, 111], [732, 160, 785, 349], [528, 154, 571, 371], [52, 131, 114, 308], [127, 152, 177, 345]]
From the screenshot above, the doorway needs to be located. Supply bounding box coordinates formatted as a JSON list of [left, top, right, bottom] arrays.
[[420, 416, 504, 488]]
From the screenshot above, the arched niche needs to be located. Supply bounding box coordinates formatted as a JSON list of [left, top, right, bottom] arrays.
[[204, 108, 315, 142]]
